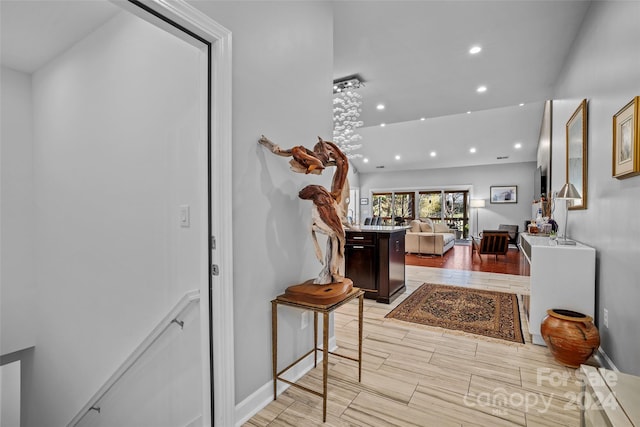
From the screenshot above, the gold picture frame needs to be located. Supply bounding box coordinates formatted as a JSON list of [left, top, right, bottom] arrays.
[[566, 99, 587, 210], [613, 96, 640, 179]]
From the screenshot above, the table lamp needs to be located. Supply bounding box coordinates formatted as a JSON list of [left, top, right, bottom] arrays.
[[556, 182, 581, 245]]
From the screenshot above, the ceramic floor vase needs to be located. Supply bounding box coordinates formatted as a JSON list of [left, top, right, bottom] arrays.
[[540, 308, 600, 368]]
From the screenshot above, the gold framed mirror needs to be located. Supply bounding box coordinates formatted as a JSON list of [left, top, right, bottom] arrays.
[[566, 99, 588, 210]]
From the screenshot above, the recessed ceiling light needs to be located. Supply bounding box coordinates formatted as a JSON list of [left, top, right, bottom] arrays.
[[519, 103, 525, 106], [469, 46, 482, 54], [376, 103, 385, 110], [380, 123, 386, 127], [420, 117, 426, 121], [470, 147, 477, 153], [363, 158, 369, 163], [430, 151, 437, 157], [514, 142, 522, 149], [477, 85, 487, 93], [467, 111, 472, 114], [395, 155, 401, 160]]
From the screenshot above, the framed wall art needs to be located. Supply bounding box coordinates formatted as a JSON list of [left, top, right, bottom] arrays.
[[490, 186, 517, 204], [613, 96, 640, 179], [566, 99, 587, 209]]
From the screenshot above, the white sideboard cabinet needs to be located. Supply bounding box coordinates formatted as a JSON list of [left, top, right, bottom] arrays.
[[518, 233, 596, 345]]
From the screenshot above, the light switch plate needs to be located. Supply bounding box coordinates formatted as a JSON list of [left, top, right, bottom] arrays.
[[179, 205, 190, 228]]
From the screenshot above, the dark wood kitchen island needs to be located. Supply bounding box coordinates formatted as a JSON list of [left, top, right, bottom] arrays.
[[345, 226, 407, 303]]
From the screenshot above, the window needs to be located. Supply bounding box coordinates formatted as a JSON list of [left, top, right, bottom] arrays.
[[372, 192, 415, 222], [372, 192, 392, 219], [392, 192, 415, 220], [372, 189, 469, 232], [443, 191, 468, 231], [417, 190, 469, 232], [418, 191, 442, 219]]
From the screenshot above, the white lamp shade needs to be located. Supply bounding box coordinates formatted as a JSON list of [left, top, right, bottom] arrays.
[[470, 199, 486, 208]]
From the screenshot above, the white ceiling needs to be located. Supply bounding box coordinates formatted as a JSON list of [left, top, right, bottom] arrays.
[[333, 1, 592, 172], [0, 0, 119, 73], [1, 0, 592, 173]]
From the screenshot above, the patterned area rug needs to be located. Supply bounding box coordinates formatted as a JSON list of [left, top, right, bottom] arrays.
[[386, 283, 524, 343]]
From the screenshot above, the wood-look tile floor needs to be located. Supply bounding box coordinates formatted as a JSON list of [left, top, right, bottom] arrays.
[[246, 267, 591, 426]]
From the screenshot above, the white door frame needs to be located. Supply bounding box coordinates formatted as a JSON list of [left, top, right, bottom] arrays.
[[115, 1, 234, 426]]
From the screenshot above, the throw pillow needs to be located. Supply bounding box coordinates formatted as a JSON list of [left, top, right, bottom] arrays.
[[419, 222, 433, 232], [409, 220, 421, 233], [434, 223, 450, 233]]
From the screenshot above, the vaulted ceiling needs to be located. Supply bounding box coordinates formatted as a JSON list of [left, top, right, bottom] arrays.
[[1, 0, 592, 173], [333, 1, 591, 172]]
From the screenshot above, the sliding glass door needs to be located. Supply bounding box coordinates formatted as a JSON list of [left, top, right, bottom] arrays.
[[443, 191, 469, 236]]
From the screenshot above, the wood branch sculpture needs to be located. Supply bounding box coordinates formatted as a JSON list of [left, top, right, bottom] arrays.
[[258, 135, 351, 284]]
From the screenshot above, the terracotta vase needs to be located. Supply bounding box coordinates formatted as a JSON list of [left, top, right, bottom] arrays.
[[541, 309, 600, 368]]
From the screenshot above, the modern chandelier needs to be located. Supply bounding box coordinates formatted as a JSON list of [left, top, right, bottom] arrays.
[[333, 75, 364, 158]]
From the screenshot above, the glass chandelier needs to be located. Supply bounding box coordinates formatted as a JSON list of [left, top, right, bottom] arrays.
[[333, 76, 364, 158]]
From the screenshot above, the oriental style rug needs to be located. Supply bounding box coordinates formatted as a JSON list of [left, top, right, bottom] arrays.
[[385, 283, 524, 343]]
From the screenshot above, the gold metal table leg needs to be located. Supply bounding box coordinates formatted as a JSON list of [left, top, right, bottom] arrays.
[[313, 312, 318, 368], [358, 293, 363, 382], [322, 311, 329, 422], [271, 300, 277, 400]]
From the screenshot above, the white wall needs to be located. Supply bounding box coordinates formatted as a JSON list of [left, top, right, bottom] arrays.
[[550, 1, 640, 375], [1, 67, 37, 356], [359, 162, 536, 234], [22, 11, 204, 426], [187, 0, 334, 407]]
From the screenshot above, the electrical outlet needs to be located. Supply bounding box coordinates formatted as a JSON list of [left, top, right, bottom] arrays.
[[603, 308, 609, 328], [301, 311, 309, 329]]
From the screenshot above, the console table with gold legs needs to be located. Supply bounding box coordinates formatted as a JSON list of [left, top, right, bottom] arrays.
[[271, 287, 364, 422]]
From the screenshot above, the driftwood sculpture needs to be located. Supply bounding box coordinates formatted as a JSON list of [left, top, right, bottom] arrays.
[[258, 135, 350, 284]]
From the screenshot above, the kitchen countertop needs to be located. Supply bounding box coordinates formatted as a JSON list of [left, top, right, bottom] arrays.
[[346, 225, 410, 233]]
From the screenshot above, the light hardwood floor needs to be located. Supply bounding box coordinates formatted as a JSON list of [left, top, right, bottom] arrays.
[[246, 266, 590, 426]]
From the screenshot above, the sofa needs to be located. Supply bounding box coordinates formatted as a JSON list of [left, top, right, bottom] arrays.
[[405, 220, 456, 256]]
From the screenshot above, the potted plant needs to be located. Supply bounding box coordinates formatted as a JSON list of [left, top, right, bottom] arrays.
[[463, 223, 469, 238]]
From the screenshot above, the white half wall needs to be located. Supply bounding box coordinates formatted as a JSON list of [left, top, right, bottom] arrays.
[[0, 360, 21, 427]]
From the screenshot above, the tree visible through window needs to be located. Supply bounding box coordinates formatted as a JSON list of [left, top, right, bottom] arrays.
[[392, 192, 414, 220], [418, 191, 442, 219], [372, 190, 468, 231], [372, 192, 415, 222], [443, 191, 468, 231], [372, 193, 392, 219]]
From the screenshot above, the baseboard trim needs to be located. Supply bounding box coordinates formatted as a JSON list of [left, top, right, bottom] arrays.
[[595, 347, 619, 372], [234, 337, 336, 426]]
